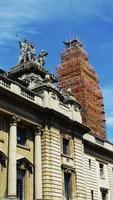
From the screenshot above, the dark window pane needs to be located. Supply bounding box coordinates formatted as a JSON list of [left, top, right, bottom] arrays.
[[91, 190, 94, 200], [63, 138, 69, 155], [17, 170, 25, 200], [99, 163, 104, 178], [17, 127, 26, 145], [89, 159, 91, 170], [101, 191, 107, 200], [64, 173, 71, 200]]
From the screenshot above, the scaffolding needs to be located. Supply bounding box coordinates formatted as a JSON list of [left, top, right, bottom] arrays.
[[57, 39, 106, 140]]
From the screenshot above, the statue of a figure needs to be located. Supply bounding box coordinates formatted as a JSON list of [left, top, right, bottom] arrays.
[[37, 50, 48, 67], [16, 34, 36, 63], [16, 35, 48, 67], [18, 39, 29, 62], [27, 42, 36, 61]]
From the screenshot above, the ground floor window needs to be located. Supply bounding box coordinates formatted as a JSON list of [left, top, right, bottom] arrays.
[[0, 151, 7, 169], [64, 172, 72, 200], [17, 169, 25, 200], [17, 158, 33, 200], [91, 190, 94, 200], [101, 189, 108, 200]]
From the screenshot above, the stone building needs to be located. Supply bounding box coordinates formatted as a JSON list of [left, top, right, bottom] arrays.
[[0, 39, 113, 200]]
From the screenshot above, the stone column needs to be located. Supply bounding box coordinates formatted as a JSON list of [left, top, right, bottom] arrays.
[[7, 116, 17, 198], [35, 125, 42, 200]]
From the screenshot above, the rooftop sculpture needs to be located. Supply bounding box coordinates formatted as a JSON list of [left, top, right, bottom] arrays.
[[16, 34, 48, 68]]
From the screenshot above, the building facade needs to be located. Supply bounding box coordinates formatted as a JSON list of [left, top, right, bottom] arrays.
[[0, 39, 113, 200], [84, 133, 113, 200]]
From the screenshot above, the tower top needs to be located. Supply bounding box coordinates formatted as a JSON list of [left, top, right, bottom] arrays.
[[63, 38, 88, 61], [63, 38, 84, 49]]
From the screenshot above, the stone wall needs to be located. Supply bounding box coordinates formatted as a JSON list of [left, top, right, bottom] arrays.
[[42, 126, 62, 200]]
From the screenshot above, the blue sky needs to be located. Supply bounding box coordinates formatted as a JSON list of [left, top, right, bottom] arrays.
[[0, 0, 113, 141]]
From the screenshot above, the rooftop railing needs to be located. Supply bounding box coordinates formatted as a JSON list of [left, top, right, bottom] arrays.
[[0, 74, 82, 122]]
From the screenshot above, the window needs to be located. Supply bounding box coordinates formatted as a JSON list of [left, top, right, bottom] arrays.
[[0, 151, 6, 169], [63, 138, 70, 155], [89, 159, 91, 170], [17, 169, 25, 200], [17, 127, 27, 146], [0, 156, 5, 171], [64, 172, 71, 200], [99, 163, 104, 178], [91, 190, 94, 200], [101, 190, 108, 200], [112, 167, 113, 173]]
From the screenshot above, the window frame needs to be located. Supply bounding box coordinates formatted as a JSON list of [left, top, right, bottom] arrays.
[[17, 126, 27, 146], [99, 162, 105, 179], [62, 169, 73, 200], [91, 190, 94, 200], [89, 159, 91, 170], [17, 169, 26, 200], [63, 138, 70, 156], [101, 189, 108, 200], [64, 172, 71, 200]]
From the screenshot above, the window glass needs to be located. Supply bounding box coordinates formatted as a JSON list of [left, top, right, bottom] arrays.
[[91, 190, 94, 200], [17, 169, 25, 200], [101, 191, 107, 200], [63, 138, 70, 155], [99, 163, 104, 178], [17, 127, 27, 145], [0, 153, 6, 168], [64, 172, 71, 200], [89, 159, 91, 170]]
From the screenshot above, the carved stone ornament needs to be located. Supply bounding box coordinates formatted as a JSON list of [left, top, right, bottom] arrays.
[[65, 168, 72, 174], [10, 116, 20, 126], [35, 125, 42, 136]]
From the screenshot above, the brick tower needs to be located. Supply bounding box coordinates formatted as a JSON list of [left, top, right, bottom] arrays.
[[57, 38, 106, 140]]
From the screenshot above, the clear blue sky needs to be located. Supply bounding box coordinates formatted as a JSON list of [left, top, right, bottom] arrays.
[[0, 0, 113, 141]]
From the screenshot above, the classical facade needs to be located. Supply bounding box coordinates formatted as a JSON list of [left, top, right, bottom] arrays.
[[0, 39, 113, 200]]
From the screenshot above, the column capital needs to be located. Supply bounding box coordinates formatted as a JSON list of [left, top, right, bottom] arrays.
[[10, 116, 20, 126], [35, 125, 42, 136]]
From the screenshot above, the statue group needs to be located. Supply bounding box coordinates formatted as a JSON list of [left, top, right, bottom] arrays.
[[17, 36, 48, 67]]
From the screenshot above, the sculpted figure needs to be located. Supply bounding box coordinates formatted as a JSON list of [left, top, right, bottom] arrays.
[[16, 35, 48, 67], [16, 35, 36, 63], [17, 37, 28, 63], [27, 42, 36, 61], [37, 50, 48, 67]]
